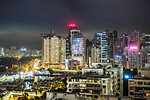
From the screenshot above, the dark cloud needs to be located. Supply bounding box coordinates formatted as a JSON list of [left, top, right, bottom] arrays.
[[0, 0, 150, 49]]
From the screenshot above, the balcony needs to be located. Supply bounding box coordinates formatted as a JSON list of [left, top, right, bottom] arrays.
[[86, 87, 102, 90]]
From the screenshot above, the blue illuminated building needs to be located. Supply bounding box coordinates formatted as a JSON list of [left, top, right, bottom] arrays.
[[66, 23, 80, 59], [72, 33, 84, 65]]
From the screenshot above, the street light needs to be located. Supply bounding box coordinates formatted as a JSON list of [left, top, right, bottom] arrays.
[[115, 54, 119, 58], [124, 75, 129, 79]]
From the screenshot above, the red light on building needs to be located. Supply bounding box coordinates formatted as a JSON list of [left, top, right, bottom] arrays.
[[68, 23, 76, 27]]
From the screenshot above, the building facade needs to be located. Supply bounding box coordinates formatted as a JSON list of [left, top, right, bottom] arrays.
[[67, 75, 112, 98], [120, 34, 128, 54], [67, 64, 123, 97], [85, 39, 92, 66], [42, 33, 66, 66], [91, 47, 100, 63], [140, 33, 150, 68], [66, 23, 79, 59], [128, 78, 150, 99], [92, 31, 108, 63], [72, 33, 84, 65], [66, 23, 85, 65], [107, 30, 118, 64], [125, 30, 142, 69]]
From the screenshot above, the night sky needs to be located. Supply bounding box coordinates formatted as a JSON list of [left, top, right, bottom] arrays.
[[0, 0, 150, 49]]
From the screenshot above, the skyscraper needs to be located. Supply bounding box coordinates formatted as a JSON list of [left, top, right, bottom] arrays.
[[140, 33, 150, 68], [140, 33, 150, 48], [128, 30, 140, 48], [127, 31, 141, 69], [72, 33, 84, 65], [66, 23, 79, 59], [92, 31, 108, 63], [41, 33, 66, 67], [66, 23, 85, 65], [120, 34, 128, 54], [91, 46, 100, 63], [107, 30, 118, 64], [85, 39, 92, 65]]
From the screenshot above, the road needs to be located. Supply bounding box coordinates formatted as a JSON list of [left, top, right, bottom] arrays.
[[33, 60, 40, 69], [2, 91, 42, 100], [30, 59, 40, 70], [0, 59, 42, 100]]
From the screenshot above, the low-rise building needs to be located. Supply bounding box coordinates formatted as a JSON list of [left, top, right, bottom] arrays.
[[138, 69, 150, 78], [105, 67, 123, 96], [66, 64, 123, 98], [67, 75, 111, 99], [46, 92, 132, 100], [46, 92, 76, 100], [128, 78, 150, 99], [98, 95, 132, 100]]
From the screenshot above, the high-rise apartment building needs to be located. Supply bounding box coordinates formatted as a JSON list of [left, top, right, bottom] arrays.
[[91, 47, 100, 63], [41, 33, 66, 66]]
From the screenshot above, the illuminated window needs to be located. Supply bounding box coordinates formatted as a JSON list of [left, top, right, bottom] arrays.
[[144, 82, 150, 85], [130, 87, 134, 90], [138, 82, 143, 85], [130, 92, 134, 95]]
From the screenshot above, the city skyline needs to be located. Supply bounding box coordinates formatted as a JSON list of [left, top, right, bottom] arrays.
[[0, 0, 150, 49], [1, 1, 150, 99]]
